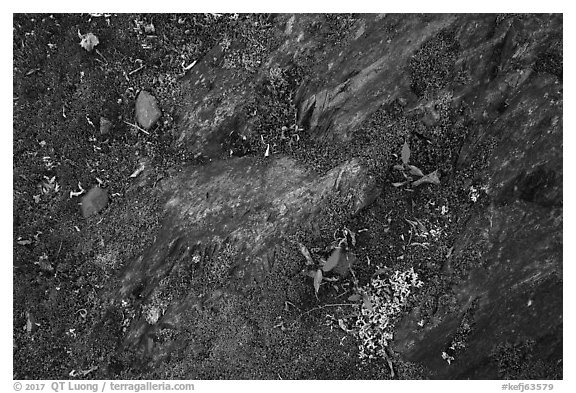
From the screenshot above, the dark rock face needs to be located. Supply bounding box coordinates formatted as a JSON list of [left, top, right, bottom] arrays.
[[111, 14, 561, 379]]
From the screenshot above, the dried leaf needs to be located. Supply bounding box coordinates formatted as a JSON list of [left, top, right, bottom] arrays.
[[16, 239, 32, 245], [323, 247, 342, 272], [298, 243, 314, 265], [79, 32, 99, 52], [313, 269, 323, 295], [392, 164, 405, 171], [392, 181, 407, 188], [348, 293, 361, 302], [401, 141, 411, 164], [412, 170, 440, 187], [144, 23, 155, 34], [408, 165, 424, 177]]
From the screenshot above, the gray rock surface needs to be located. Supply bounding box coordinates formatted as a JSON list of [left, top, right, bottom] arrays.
[[109, 14, 562, 379], [135, 90, 162, 130]]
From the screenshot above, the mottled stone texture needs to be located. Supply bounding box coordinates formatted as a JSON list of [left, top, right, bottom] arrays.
[[117, 14, 561, 378]]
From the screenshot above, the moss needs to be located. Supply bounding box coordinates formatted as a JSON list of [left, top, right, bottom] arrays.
[[409, 29, 460, 97], [490, 340, 562, 380]]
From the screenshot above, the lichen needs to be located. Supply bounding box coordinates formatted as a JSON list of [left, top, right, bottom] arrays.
[[348, 267, 424, 361]]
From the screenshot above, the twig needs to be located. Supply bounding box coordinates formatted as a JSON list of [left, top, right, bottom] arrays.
[[95, 49, 108, 64], [291, 303, 355, 326], [183, 60, 197, 71], [128, 65, 145, 76], [335, 290, 350, 299], [123, 121, 150, 135], [55, 240, 63, 259]]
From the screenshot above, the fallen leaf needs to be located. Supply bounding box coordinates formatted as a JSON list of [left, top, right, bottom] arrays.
[[412, 170, 440, 187], [323, 247, 342, 272], [333, 251, 356, 276], [362, 293, 374, 312], [298, 243, 314, 265], [313, 269, 323, 296], [392, 181, 407, 188], [16, 240, 32, 245], [393, 164, 404, 171], [25, 312, 33, 333], [79, 32, 99, 52], [348, 293, 361, 302], [408, 165, 424, 177], [401, 141, 411, 164], [144, 23, 155, 34]]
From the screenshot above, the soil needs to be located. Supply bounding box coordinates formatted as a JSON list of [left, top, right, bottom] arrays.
[[13, 13, 562, 380]]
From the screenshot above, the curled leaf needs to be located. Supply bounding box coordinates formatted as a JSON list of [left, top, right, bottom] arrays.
[[401, 141, 411, 164], [412, 170, 440, 187], [392, 181, 408, 188], [313, 269, 323, 296]]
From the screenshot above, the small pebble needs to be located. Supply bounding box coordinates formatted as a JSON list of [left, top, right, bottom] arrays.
[[135, 90, 162, 130]]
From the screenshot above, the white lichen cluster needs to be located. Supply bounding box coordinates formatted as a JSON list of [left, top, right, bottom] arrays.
[[355, 267, 423, 361]]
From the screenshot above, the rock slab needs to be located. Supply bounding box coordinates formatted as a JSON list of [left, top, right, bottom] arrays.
[[135, 90, 162, 130]]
